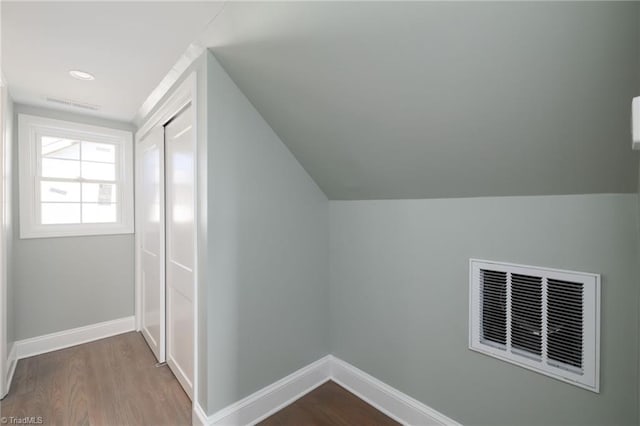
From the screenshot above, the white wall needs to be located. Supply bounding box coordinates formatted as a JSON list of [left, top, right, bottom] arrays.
[[205, 52, 330, 414], [330, 194, 639, 425]]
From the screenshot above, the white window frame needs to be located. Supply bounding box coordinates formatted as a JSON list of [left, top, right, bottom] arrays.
[[18, 114, 134, 238]]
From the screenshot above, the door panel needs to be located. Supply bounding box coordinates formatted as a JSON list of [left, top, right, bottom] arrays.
[[137, 126, 165, 362], [165, 105, 194, 399]]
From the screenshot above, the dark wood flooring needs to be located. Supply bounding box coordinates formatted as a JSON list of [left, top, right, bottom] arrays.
[[258, 381, 400, 426], [1, 332, 191, 426], [3, 332, 398, 426]]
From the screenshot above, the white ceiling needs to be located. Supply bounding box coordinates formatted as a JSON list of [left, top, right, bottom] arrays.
[[1, 1, 223, 123]]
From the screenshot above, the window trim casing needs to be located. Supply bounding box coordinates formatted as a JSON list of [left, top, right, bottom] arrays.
[[468, 258, 600, 393], [18, 114, 134, 238]]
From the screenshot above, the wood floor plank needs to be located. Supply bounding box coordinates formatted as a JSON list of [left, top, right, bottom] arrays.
[[64, 345, 90, 426], [258, 381, 400, 426], [2, 332, 192, 426]]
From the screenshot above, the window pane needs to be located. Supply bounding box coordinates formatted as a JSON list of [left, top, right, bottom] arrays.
[[41, 203, 80, 224], [82, 183, 117, 204], [41, 137, 80, 160], [42, 158, 80, 179], [82, 203, 117, 223], [40, 181, 80, 202], [82, 141, 116, 163], [81, 161, 115, 181]]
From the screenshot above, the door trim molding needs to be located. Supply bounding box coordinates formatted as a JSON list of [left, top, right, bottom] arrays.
[[0, 83, 6, 399], [5, 343, 16, 395], [135, 74, 195, 143], [14, 316, 135, 360]]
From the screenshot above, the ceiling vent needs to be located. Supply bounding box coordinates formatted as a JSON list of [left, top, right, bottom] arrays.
[[469, 259, 600, 392], [45, 97, 100, 111]]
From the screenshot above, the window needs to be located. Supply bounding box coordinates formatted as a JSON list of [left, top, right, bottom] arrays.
[[469, 259, 600, 392], [19, 114, 133, 238]]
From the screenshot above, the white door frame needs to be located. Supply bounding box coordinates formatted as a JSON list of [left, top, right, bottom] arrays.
[[135, 73, 199, 405], [0, 77, 7, 399]]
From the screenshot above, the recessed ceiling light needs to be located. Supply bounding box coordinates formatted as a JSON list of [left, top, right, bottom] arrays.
[[69, 70, 95, 81]]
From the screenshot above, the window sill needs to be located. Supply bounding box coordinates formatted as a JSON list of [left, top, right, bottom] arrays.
[[20, 224, 134, 239]]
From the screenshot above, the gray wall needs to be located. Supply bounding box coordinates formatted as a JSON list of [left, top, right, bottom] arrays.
[[12, 104, 135, 340], [205, 52, 329, 414], [330, 194, 639, 425]]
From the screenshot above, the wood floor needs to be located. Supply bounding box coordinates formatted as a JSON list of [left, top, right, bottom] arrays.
[[3, 332, 398, 426], [1, 332, 191, 426], [258, 381, 400, 426]]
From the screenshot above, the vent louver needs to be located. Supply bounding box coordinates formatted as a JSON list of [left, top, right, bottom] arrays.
[[480, 269, 507, 347], [547, 279, 584, 371], [511, 273, 543, 358], [470, 259, 599, 392]]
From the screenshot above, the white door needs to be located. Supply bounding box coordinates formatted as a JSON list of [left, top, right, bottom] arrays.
[[164, 105, 195, 399], [137, 126, 165, 363]]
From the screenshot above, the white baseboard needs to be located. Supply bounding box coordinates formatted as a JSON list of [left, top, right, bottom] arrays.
[[5, 342, 17, 394], [330, 356, 461, 426], [193, 402, 210, 426], [15, 316, 136, 360], [208, 355, 332, 425], [199, 355, 460, 426]]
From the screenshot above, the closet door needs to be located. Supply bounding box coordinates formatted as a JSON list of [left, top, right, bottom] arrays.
[[137, 126, 165, 362], [164, 105, 195, 399]]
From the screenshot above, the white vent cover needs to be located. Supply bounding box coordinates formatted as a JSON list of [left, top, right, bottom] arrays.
[[45, 96, 100, 111], [469, 259, 600, 392]]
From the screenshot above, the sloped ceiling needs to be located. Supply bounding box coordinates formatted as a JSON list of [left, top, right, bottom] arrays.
[[203, 2, 639, 199]]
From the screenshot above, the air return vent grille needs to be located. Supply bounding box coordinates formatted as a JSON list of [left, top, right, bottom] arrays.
[[45, 97, 100, 111], [469, 259, 600, 392]]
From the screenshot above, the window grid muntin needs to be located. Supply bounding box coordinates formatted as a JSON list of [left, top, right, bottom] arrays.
[[35, 132, 122, 226]]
